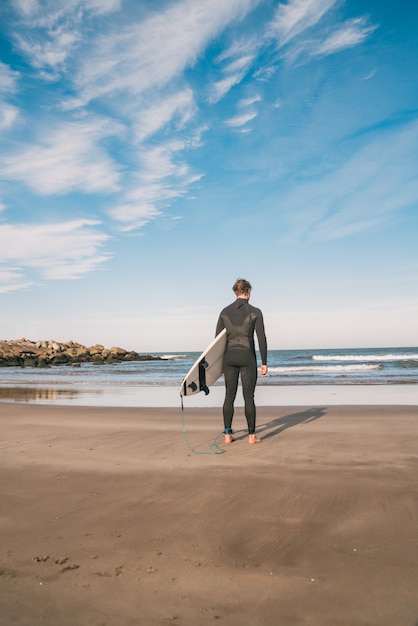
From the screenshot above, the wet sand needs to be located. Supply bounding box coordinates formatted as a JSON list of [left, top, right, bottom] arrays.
[[1, 401, 418, 625]]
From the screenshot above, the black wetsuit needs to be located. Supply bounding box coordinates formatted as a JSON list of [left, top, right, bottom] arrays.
[[216, 298, 267, 434]]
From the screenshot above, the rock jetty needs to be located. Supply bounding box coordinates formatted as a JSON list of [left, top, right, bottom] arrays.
[[0, 338, 161, 367]]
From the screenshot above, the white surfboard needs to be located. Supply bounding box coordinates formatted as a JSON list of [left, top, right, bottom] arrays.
[[180, 329, 227, 397]]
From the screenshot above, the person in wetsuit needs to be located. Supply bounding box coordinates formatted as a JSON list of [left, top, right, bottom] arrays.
[[216, 278, 268, 445]]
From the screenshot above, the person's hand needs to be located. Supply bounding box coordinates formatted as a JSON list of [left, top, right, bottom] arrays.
[[260, 364, 268, 376]]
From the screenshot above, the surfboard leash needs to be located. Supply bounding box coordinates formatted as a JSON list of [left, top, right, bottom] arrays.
[[181, 396, 225, 455]]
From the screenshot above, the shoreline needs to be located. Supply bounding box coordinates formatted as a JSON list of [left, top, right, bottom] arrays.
[[0, 382, 417, 407], [1, 402, 418, 625]]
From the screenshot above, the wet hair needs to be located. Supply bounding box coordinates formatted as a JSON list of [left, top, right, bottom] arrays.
[[233, 278, 252, 296]]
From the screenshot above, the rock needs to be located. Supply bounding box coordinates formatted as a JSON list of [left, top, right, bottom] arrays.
[[88, 344, 105, 355], [109, 346, 126, 356], [0, 339, 161, 367]]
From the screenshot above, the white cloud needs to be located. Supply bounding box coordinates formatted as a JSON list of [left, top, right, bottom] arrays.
[[208, 49, 255, 104], [109, 137, 203, 231], [71, 0, 258, 106], [223, 55, 254, 74], [363, 69, 377, 81], [0, 117, 122, 195], [269, 0, 337, 46], [216, 35, 258, 63], [224, 90, 260, 128], [133, 88, 196, 142], [314, 18, 378, 56], [0, 64, 20, 132], [139, 142, 187, 181], [4, 0, 260, 241], [0, 219, 111, 287], [268, 0, 377, 64], [0, 267, 32, 294], [108, 201, 160, 231], [11, 0, 121, 75], [208, 74, 246, 104], [0, 101, 19, 130], [0, 62, 20, 93], [12, 0, 38, 16], [225, 111, 257, 127], [239, 94, 261, 107], [80, 0, 121, 15], [44, 255, 110, 280], [12, 0, 121, 22], [15, 29, 80, 73]]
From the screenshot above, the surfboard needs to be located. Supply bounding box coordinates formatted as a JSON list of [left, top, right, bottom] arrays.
[[180, 328, 227, 397]]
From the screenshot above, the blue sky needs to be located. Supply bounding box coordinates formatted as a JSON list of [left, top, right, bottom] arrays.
[[0, 0, 417, 351]]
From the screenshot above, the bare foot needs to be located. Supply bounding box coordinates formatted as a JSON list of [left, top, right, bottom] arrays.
[[224, 434, 234, 444], [248, 434, 261, 444]]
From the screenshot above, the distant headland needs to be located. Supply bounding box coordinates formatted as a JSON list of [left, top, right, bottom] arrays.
[[0, 339, 161, 367]]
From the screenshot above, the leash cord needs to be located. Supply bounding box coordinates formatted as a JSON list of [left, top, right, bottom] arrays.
[[181, 395, 225, 455]]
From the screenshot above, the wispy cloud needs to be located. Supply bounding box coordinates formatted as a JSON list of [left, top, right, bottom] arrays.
[[0, 61, 20, 93], [1, 0, 262, 253], [0, 0, 384, 292], [224, 91, 260, 129], [223, 55, 254, 74], [239, 94, 262, 107], [15, 30, 80, 76], [269, 0, 337, 46], [11, 0, 121, 77], [12, 0, 121, 20], [0, 219, 111, 289], [209, 74, 247, 104], [268, 0, 376, 63], [313, 18, 378, 57], [10, 0, 259, 237], [208, 46, 256, 104], [109, 134, 204, 231], [0, 267, 32, 294], [280, 120, 418, 242], [225, 111, 257, 127], [69, 0, 258, 107], [133, 88, 196, 143], [0, 62, 20, 129], [0, 101, 19, 130], [0, 117, 122, 195]]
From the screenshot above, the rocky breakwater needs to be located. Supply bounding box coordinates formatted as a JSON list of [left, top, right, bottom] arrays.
[[0, 338, 161, 367]]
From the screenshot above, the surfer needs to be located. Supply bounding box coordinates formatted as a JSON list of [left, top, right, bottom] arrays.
[[216, 278, 268, 445]]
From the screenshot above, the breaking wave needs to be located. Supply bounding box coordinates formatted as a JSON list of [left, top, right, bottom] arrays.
[[312, 353, 418, 362], [269, 364, 381, 374]]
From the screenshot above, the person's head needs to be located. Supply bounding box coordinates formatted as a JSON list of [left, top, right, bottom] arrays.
[[233, 278, 252, 299]]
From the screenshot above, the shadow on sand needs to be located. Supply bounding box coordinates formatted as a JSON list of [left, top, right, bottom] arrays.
[[257, 407, 326, 442]]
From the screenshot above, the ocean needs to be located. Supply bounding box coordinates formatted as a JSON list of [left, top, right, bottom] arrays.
[[0, 346, 417, 390]]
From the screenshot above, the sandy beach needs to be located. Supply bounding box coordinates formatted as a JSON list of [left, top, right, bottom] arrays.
[[1, 400, 418, 626]]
